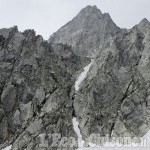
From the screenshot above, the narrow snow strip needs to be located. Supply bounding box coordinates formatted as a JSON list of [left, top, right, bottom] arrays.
[[73, 59, 150, 150], [72, 117, 85, 148], [72, 117, 101, 150], [72, 122, 150, 150], [75, 60, 93, 91], [2, 145, 12, 150]]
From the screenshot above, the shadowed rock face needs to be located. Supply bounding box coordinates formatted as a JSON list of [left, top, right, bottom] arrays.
[[0, 26, 90, 150], [49, 5, 121, 57], [74, 20, 150, 139]]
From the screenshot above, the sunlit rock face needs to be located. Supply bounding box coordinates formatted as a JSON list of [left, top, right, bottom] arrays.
[[49, 5, 121, 58]]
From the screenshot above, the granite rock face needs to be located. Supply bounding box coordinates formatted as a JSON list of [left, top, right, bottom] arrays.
[[74, 19, 150, 139], [49, 5, 121, 57], [0, 26, 90, 150], [1, 5, 150, 150]]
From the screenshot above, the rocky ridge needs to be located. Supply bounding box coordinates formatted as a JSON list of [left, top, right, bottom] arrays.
[[74, 17, 150, 140], [49, 5, 121, 58], [0, 26, 90, 150], [1, 5, 150, 150]]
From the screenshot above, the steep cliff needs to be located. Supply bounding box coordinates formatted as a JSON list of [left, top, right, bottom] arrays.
[[0, 26, 89, 150], [74, 19, 150, 140], [49, 6, 121, 57], [1, 5, 150, 150]]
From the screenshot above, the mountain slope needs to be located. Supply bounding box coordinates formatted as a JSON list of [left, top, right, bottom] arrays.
[[0, 26, 90, 150], [74, 19, 150, 139], [1, 5, 150, 150], [49, 5, 121, 57]]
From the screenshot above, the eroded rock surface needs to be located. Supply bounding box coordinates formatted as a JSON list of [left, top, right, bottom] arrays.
[[49, 5, 120, 57], [0, 26, 90, 150], [1, 5, 150, 150], [74, 19, 150, 140]]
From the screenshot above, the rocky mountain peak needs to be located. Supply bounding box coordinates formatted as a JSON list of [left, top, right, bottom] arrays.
[[78, 5, 102, 18], [136, 18, 150, 33], [0, 26, 18, 39], [49, 5, 120, 57], [139, 18, 149, 26], [137, 18, 150, 29], [23, 29, 36, 36]]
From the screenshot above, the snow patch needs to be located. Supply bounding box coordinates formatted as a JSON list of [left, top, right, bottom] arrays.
[[75, 60, 93, 91], [2, 145, 12, 150], [72, 117, 85, 148], [73, 59, 150, 150], [72, 124, 150, 150]]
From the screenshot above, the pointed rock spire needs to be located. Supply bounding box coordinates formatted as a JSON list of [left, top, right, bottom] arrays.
[[137, 18, 150, 32], [139, 18, 149, 25], [49, 5, 120, 57], [78, 5, 102, 16]]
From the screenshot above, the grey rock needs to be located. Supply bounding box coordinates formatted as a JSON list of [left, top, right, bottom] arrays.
[[0, 24, 89, 149], [13, 109, 21, 126], [1, 5, 150, 150], [49, 5, 120, 57], [20, 102, 33, 126], [0, 108, 5, 121], [1, 84, 17, 113], [0, 117, 8, 144], [0, 26, 17, 39], [74, 20, 150, 139]]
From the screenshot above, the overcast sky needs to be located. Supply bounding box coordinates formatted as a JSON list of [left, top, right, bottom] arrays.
[[0, 0, 149, 39]]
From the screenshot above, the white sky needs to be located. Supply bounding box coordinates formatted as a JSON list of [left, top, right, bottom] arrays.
[[0, 0, 149, 40]]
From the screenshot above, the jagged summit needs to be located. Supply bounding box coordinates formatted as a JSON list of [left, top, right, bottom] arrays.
[[139, 18, 149, 25], [78, 5, 102, 17], [0, 24, 90, 150], [49, 5, 120, 57], [1, 5, 150, 150], [0, 26, 18, 38], [80, 5, 99, 11], [82, 5, 98, 9], [138, 18, 150, 28], [136, 18, 150, 33]]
